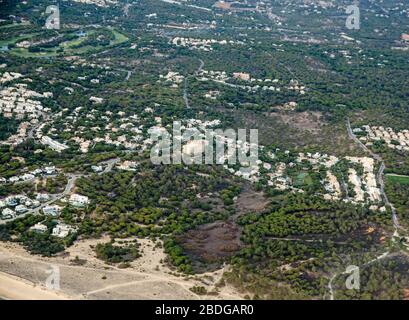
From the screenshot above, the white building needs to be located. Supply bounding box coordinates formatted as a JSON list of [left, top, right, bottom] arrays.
[[9, 176, 19, 183], [31, 168, 43, 175], [1, 208, 15, 219], [31, 200, 41, 208], [20, 173, 35, 181], [41, 136, 69, 153], [44, 166, 56, 175], [36, 193, 50, 202], [91, 165, 103, 172], [42, 205, 61, 217], [52, 223, 77, 238], [15, 204, 28, 214], [30, 223, 48, 233], [69, 194, 90, 207], [5, 196, 18, 206], [89, 96, 104, 104]]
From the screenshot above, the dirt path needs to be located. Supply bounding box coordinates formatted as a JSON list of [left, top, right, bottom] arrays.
[[0, 239, 244, 300]]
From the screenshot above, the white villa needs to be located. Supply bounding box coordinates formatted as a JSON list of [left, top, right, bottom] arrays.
[[69, 194, 90, 207], [42, 205, 61, 217], [1, 208, 15, 219], [41, 136, 69, 153], [30, 223, 48, 233], [52, 223, 77, 238]]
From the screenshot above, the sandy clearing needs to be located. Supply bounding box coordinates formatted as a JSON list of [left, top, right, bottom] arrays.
[[0, 271, 69, 300], [0, 238, 245, 300]]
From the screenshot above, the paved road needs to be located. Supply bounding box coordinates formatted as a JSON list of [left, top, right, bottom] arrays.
[[26, 112, 48, 140], [98, 158, 120, 175], [117, 68, 132, 81], [0, 158, 122, 225], [183, 59, 204, 109], [328, 250, 392, 300], [0, 174, 79, 225], [346, 118, 400, 229], [346, 118, 381, 161], [326, 119, 406, 300]]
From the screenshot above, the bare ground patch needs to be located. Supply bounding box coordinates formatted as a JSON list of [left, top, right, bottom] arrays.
[[0, 238, 245, 300], [235, 183, 271, 214], [178, 185, 269, 272], [268, 111, 324, 134]]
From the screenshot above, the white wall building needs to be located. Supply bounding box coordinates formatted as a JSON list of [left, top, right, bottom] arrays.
[[52, 223, 77, 238], [42, 205, 61, 217], [30, 223, 48, 233], [1, 208, 15, 219], [41, 136, 69, 153], [69, 194, 90, 207]]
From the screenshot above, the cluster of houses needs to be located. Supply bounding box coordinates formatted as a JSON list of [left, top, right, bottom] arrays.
[[266, 161, 293, 191], [0, 192, 90, 221], [1, 121, 32, 146], [30, 221, 78, 238], [224, 162, 262, 183], [159, 71, 184, 88], [1, 195, 41, 220], [220, 148, 385, 208], [0, 193, 62, 220], [0, 83, 52, 119], [30, 193, 90, 218], [354, 125, 409, 152], [46, 107, 147, 153], [72, 0, 117, 7], [0, 71, 22, 84], [346, 156, 382, 203], [196, 69, 306, 94], [0, 166, 57, 185], [116, 161, 139, 171], [171, 37, 243, 51], [293, 152, 383, 206]]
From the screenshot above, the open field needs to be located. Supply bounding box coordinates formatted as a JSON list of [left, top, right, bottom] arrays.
[[0, 271, 69, 300], [386, 174, 409, 185], [0, 27, 128, 57], [0, 238, 245, 300]]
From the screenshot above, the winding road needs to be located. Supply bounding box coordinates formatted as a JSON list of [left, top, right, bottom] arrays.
[[183, 59, 204, 109], [326, 118, 406, 300], [346, 118, 401, 229], [0, 174, 79, 225]]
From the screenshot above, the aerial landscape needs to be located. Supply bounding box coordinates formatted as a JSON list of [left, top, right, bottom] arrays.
[[1, 0, 409, 302]]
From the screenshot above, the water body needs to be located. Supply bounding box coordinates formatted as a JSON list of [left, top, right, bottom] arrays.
[[76, 30, 87, 37]]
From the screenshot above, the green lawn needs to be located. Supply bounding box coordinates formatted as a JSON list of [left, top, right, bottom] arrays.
[[386, 174, 409, 185], [294, 172, 313, 187], [1, 28, 128, 58], [0, 22, 31, 29]]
